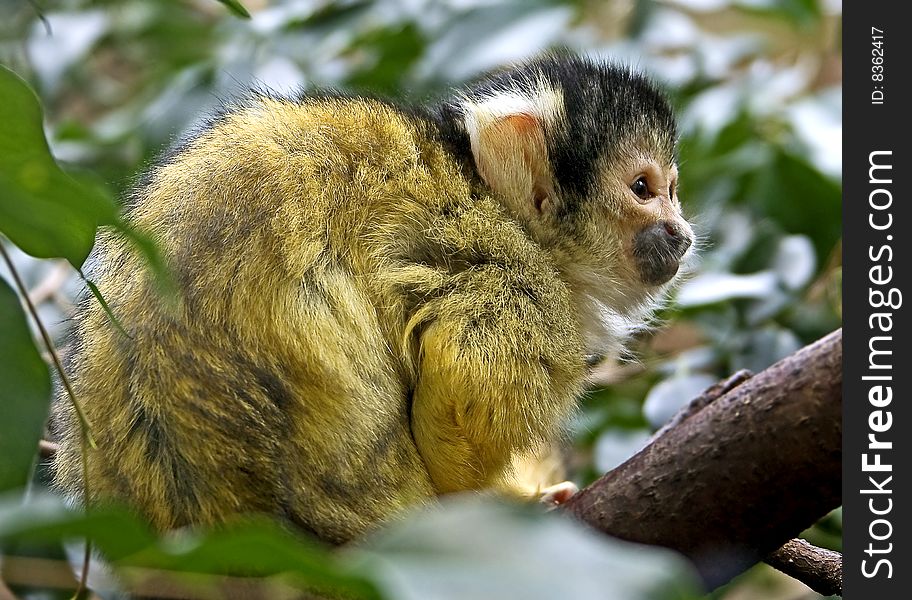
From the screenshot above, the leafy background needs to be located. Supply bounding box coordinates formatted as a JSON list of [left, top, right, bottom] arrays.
[[0, 0, 841, 598]]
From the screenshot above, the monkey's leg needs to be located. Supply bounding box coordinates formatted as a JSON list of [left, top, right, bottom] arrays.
[[409, 266, 585, 494]]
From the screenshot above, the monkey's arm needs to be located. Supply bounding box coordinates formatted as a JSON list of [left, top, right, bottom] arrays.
[[408, 263, 585, 494]]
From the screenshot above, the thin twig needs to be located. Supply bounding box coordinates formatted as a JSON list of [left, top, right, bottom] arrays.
[[0, 246, 96, 448], [0, 244, 94, 599], [1, 555, 302, 599], [26, 0, 53, 36]]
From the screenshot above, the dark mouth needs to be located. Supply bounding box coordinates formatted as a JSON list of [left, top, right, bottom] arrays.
[[633, 221, 692, 286], [637, 257, 681, 286]]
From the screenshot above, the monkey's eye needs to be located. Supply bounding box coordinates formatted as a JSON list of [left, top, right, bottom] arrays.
[[630, 177, 651, 201]]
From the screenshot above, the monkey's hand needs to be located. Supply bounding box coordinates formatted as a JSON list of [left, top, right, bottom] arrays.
[[408, 264, 585, 494], [500, 445, 578, 506], [539, 481, 579, 507]]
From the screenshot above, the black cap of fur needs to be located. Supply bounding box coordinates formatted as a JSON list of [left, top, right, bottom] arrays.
[[443, 54, 677, 215]]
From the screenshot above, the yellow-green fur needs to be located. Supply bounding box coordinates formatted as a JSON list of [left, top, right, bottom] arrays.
[[52, 96, 586, 543]]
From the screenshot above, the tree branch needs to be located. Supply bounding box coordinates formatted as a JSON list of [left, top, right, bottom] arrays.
[[563, 329, 842, 590], [765, 538, 842, 596]]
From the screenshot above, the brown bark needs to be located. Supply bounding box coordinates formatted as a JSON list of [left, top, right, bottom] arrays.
[[563, 329, 842, 588], [766, 538, 843, 596]]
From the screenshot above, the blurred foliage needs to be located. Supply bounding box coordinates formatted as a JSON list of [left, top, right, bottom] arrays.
[[0, 0, 841, 598], [0, 278, 51, 494]]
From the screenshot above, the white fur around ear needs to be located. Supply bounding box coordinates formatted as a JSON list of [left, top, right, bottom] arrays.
[[460, 85, 563, 213]]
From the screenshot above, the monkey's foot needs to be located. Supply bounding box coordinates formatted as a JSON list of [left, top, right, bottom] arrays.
[[539, 481, 579, 508]]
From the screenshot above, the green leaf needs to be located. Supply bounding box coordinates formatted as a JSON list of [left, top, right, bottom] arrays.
[[215, 0, 251, 19], [125, 518, 382, 599], [0, 496, 382, 599], [751, 148, 841, 262], [0, 278, 51, 493], [732, 326, 802, 374], [346, 24, 426, 94], [582, 383, 653, 432], [0, 495, 155, 560], [737, 0, 822, 30], [350, 497, 703, 600], [677, 271, 779, 307], [0, 66, 117, 267], [294, 0, 371, 31]]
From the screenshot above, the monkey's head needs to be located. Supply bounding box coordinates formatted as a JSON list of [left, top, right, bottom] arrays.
[[451, 55, 694, 325]]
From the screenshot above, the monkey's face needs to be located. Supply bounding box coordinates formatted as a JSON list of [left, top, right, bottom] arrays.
[[609, 156, 694, 288], [557, 149, 695, 312]]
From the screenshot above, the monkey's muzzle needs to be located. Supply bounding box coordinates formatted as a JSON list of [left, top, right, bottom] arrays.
[[633, 221, 693, 286]]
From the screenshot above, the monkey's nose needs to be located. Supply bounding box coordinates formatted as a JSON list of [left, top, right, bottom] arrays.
[[659, 221, 692, 258], [633, 221, 693, 286]]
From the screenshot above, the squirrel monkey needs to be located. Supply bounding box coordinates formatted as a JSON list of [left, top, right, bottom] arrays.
[[52, 55, 693, 544]]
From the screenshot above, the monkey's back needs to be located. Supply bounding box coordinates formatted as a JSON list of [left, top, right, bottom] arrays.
[[52, 96, 491, 543]]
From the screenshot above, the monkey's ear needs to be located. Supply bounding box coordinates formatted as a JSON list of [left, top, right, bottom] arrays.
[[462, 95, 558, 214]]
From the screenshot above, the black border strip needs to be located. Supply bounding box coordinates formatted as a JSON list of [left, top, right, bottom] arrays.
[[843, 3, 910, 596]]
